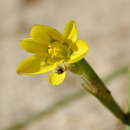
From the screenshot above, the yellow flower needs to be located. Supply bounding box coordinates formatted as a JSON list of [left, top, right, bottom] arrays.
[[16, 20, 89, 85]]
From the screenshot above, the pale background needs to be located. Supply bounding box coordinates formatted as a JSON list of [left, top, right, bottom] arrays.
[[0, 0, 130, 130]]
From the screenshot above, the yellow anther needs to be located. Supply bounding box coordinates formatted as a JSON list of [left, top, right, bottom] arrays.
[[48, 45, 60, 56]]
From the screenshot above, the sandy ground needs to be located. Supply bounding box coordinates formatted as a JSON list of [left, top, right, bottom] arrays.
[[0, 0, 130, 130]]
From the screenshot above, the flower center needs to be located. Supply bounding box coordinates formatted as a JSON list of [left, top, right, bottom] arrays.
[[48, 45, 60, 56], [46, 41, 73, 64]]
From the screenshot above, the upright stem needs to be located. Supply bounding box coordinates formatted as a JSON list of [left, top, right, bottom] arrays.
[[71, 58, 129, 125], [2, 64, 129, 130]]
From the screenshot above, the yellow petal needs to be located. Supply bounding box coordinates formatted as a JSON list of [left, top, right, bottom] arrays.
[[16, 56, 56, 75], [48, 71, 66, 86], [64, 20, 78, 43], [20, 38, 48, 54], [68, 40, 89, 64], [30, 25, 63, 43]]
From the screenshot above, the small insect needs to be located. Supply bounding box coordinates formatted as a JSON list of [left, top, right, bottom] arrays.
[[56, 66, 65, 74], [55, 64, 70, 74]]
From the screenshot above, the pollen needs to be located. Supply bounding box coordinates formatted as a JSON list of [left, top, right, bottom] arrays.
[[48, 46, 57, 55], [48, 45, 60, 56]]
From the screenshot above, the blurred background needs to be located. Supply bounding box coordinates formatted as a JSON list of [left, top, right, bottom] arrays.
[[0, 0, 130, 130]]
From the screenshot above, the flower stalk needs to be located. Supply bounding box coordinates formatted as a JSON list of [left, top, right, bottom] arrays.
[[3, 65, 129, 130], [70, 58, 130, 125]]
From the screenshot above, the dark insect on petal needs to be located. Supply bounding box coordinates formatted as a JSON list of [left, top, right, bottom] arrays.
[[56, 67, 65, 74]]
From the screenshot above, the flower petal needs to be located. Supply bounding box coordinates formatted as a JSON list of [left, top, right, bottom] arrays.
[[30, 25, 63, 43], [20, 38, 48, 54], [48, 71, 66, 85], [64, 20, 78, 43], [16, 56, 57, 75], [68, 40, 89, 64]]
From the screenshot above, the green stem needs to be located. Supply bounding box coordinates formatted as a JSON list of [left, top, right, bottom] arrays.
[[2, 63, 129, 130], [71, 58, 129, 125]]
